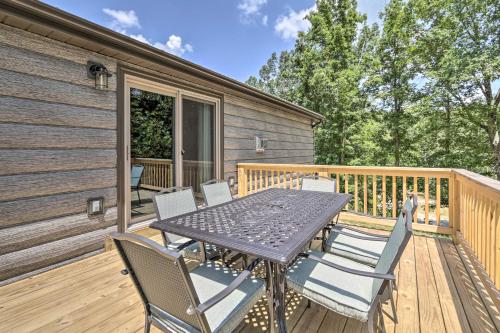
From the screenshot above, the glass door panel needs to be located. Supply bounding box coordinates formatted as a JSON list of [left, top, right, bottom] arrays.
[[182, 98, 215, 201], [129, 87, 175, 223]]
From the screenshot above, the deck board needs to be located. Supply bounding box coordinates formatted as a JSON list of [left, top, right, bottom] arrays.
[[0, 231, 497, 333]]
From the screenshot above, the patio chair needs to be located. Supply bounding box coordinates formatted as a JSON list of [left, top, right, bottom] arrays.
[[300, 175, 336, 193], [201, 179, 233, 207], [201, 179, 246, 268], [300, 175, 338, 249], [325, 194, 418, 267], [111, 233, 265, 333], [286, 206, 413, 333], [131, 165, 145, 204], [153, 187, 215, 262]]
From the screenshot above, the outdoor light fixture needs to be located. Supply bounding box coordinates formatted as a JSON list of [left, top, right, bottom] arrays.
[[255, 135, 268, 153], [87, 197, 104, 217], [87, 61, 112, 90]]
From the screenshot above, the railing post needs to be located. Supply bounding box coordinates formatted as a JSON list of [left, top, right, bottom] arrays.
[[450, 171, 459, 243], [237, 165, 247, 197]]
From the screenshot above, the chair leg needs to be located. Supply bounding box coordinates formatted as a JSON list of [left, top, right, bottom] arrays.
[[378, 301, 386, 333], [144, 315, 151, 333], [367, 307, 375, 333], [389, 281, 398, 323], [137, 188, 141, 204]]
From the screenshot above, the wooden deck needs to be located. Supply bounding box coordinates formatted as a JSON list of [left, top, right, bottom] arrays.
[[0, 229, 499, 333]]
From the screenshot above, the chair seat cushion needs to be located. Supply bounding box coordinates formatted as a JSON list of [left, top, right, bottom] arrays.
[[190, 262, 266, 333], [287, 250, 375, 321], [326, 227, 387, 266], [167, 237, 218, 261]]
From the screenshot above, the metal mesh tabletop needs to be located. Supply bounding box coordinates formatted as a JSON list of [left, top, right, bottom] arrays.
[[151, 188, 351, 264]]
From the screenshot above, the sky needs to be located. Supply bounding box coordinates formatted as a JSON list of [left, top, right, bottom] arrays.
[[42, 0, 386, 83]]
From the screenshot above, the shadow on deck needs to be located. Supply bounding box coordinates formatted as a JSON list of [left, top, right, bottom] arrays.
[[0, 228, 498, 333]]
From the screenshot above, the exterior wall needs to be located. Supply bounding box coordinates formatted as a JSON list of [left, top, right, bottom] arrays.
[[0, 23, 315, 282], [0, 24, 119, 281], [223, 95, 314, 180]]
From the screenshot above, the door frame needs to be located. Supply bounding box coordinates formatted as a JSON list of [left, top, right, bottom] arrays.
[[118, 71, 221, 232]]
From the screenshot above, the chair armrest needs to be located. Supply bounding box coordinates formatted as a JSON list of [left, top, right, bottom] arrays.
[[298, 253, 395, 281], [195, 258, 262, 314], [332, 230, 389, 242], [176, 239, 197, 251], [335, 223, 390, 238]]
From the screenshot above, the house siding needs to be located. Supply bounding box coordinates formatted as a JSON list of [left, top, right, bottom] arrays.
[[0, 22, 315, 282]]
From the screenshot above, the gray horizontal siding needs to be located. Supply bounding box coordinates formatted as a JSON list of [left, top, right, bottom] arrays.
[[0, 149, 116, 175], [223, 99, 315, 181], [0, 23, 119, 281], [0, 96, 116, 129], [0, 187, 117, 228]]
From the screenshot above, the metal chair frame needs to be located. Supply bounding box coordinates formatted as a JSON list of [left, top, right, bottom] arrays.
[[291, 204, 414, 333], [111, 233, 263, 333], [153, 186, 208, 262]]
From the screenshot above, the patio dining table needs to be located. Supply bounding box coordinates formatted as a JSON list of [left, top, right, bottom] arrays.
[[151, 188, 351, 333]]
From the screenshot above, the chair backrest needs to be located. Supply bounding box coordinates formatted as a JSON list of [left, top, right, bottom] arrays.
[[131, 165, 144, 188], [111, 233, 209, 331], [153, 187, 198, 244], [201, 179, 233, 207], [300, 176, 336, 193], [370, 197, 416, 300]]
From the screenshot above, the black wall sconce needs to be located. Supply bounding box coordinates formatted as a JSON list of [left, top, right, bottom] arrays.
[[87, 61, 112, 90]]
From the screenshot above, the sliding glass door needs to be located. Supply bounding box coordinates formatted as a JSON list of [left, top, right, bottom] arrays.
[[129, 87, 176, 223], [182, 98, 215, 201], [122, 75, 220, 229]]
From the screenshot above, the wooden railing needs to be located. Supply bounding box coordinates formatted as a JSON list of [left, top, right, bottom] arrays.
[[454, 169, 500, 290], [237, 163, 500, 289], [132, 158, 173, 190], [132, 157, 214, 193]]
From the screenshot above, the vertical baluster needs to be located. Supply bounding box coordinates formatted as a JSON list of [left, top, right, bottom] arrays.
[[259, 170, 263, 191], [363, 175, 368, 214], [479, 194, 484, 263], [382, 175, 387, 217], [392, 176, 397, 218], [271, 170, 275, 187], [436, 177, 441, 225], [296, 172, 301, 190], [336, 173, 340, 193], [344, 174, 349, 210], [265, 170, 269, 189], [354, 175, 358, 212], [289, 171, 294, 189], [494, 202, 499, 289], [249, 170, 253, 193], [425, 177, 429, 224], [372, 175, 377, 216], [413, 176, 418, 223], [402, 176, 407, 201]]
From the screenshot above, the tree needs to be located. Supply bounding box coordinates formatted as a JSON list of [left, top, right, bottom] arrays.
[[369, 0, 419, 166], [413, 0, 500, 177]]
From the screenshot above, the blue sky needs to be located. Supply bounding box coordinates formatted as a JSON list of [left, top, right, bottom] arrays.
[[42, 0, 386, 82]]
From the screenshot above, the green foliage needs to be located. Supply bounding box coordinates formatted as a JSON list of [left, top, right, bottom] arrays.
[[130, 88, 174, 159], [246, 0, 500, 178]]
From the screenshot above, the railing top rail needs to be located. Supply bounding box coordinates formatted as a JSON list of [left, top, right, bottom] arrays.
[[453, 169, 500, 196], [237, 163, 453, 177]]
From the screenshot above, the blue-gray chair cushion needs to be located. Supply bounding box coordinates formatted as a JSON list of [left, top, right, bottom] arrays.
[[325, 227, 387, 266], [190, 262, 266, 333], [166, 236, 217, 261], [287, 250, 376, 322]]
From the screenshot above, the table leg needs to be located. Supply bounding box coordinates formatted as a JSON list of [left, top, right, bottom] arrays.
[[274, 263, 287, 333], [266, 261, 275, 333]]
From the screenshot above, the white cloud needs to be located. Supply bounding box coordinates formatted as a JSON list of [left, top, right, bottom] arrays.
[[103, 8, 140, 33], [131, 33, 193, 57], [238, 0, 267, 16], [275, 6, 315, 40], [262, 15, 268, 26]]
